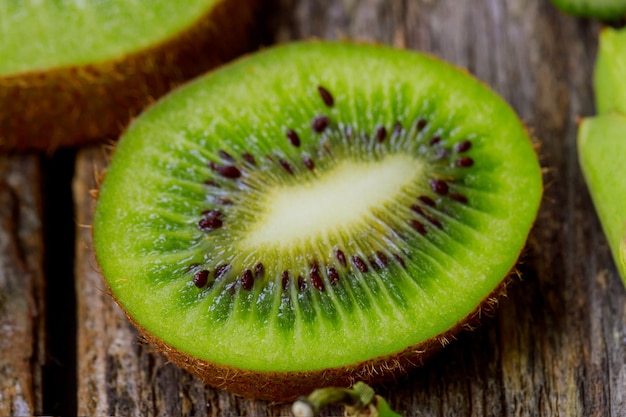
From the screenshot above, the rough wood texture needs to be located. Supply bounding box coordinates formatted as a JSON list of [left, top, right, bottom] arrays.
[[67, 0, 624, 416], [0, 156, 44, 416]]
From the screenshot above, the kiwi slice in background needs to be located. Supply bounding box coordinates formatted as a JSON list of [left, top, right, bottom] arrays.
[[578, 114, 626, 283], [578, 26, 626, 285], [93, 41, 543, 401], [594, 27, 626, 115], [0, 0, 258, 151], [548, 0, 626, 19]]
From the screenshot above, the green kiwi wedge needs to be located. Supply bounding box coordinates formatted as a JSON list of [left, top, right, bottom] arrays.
[[93, 41, 543, 401], [0, 0, 258, 151], [595, 27, 626, 115], [578, 113, 626, 283], [548, 0, 626, 19]]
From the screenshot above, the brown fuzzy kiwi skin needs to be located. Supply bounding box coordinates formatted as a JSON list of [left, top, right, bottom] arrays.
[[105, 269, 511, 403], [0, 0, 260, 152]]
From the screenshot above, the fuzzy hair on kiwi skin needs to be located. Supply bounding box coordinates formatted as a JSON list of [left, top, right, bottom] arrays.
[[0, 0, 259, 152], [100, 261, 513, 402]]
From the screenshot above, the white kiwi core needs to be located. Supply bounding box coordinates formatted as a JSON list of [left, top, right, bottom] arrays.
[[240, 154, 423, 250]]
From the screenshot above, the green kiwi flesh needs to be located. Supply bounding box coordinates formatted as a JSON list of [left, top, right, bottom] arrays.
[[0, 0, 258, 151], [595, 28, 626, 115], [549, 0, 626, 19], [578, 114, 626, 283], [93, 41, 543, 401]]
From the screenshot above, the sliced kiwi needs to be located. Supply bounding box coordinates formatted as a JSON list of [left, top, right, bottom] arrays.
[[93, 41, 543, 401], [0, 0, 258, 151], [579, 26, 626, 285], [578, 113, 626, 283], [595, 27, 626, 115], [548, 0, 626, 19]]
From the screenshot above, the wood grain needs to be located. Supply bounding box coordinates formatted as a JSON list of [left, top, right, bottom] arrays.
[[69, 0, 626, 416], [0, 156, 45, 416]]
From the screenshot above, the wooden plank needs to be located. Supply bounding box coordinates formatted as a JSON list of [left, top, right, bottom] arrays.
[[74, 146, 293, 416], [0, 155, 45, 416], [73, 0, 626, 415]]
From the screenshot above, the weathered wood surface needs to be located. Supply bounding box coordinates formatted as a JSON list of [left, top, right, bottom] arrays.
[[0, 156, 44, 416], [2, 0, 626, 415]]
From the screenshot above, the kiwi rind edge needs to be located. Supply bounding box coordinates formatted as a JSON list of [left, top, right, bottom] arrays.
[[117, 272, 512, 402], [549, 0, 626, 20], [0, 0, 259, 151]]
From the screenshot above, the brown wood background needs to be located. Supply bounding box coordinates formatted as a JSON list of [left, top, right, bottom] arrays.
[[2, 0, 626, 416]]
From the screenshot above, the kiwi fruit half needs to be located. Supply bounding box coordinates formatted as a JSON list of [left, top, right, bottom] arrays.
[[578, 114, 626, 283], [93, 41, 543, 401], [594, 28, 626, 115], [0, 0, 258, 151], [548, 0, 626, 19]]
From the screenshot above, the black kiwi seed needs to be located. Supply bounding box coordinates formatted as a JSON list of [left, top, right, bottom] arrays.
[[286, 129, 301, 147], [215, 264, 231, 279], [430, 179, 449, 195], [429, 136, 441, 146], [198, 216, 223, 230], [219, 150, 234, 161], [327, 267, 339, 285], [418, 195, 436, 207], [310, 264, 324, 291], [454, 140, 472, 153], [218, 197, 233, 205], [297, 276, 307, 291], [455, 157, 474, 167], [335, 248, 347, 267], [203, 179, 220, 188], [241, 269, 254, 291], [281, 270, 290, 291], [279, 158, 294, 174], [368, 256, 381, 271], [393, 253, 407, 268], [312, 115, 330, 133], [410, 219, 427, 235], [427, 215, 443, 229], [303, 156, 315, 170], [242, 152, 256, 165], [410, 204, 426, 216], [417, 118, 428, 131], [254, 262, 265, 278], [317, 85, 334, 107], [352, 255, 368, 273], [193, 269, 210, 288], [376, 251, 389, 267], [376, 126, 387, 143], [450, 193, 469, 204], [217, 165, 242, 179]]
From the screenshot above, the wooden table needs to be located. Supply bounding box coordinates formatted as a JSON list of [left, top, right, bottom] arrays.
[[2, 0, 625, 415]]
